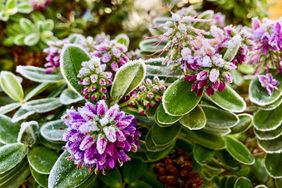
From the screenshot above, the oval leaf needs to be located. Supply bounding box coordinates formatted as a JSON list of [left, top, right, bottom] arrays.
[[206, 85, 246, 113], [155, 104, 181, 126], [59, 89, 83, 105], [183, 129, 226, 150], [258, 135, 282, 153], [225, 136, 255, 165], [193, 144, 214, 165], [22, 98, 62, 113], [179, 105, 206, 130], [28, 146, 59, 174], [0, 143, 28, 174], [0, 115, 20, 144], [60, 44, 90, 95], [234, 177, 253, 188], [17, 66, 63, 83], [48, 151, 90, 188], [201, 105, 239, 128], [151, 123, 181, 146], [253, 104, 282, 131], [249, 75, 282, 106], [40, 120, 67, 142], [255, 125, 282, 140], [110, 60, 146, 103], [0, 102, 21, 115], [0, 71, 24, 102], [265, 153, 282, 178], [163, 79, 201, 116], [230, 114, 253, 134]]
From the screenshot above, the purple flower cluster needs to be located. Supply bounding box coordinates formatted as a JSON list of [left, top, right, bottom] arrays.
[[78, 57, 113, 102], [258, 73, 279, 96], [123, 77, 166, 115], [30, 0, 52, 11], [44, 39, 68, 73], [62, 100, 140, 174], [249, 18, 282, 95], [181, 26, 251, 96], [92, 41, 129, 72]]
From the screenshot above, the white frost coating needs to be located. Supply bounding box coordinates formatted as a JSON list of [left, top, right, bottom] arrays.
[[22, 98, 62, 113], [114, 33, 130, 47], [17, 121, 39, 144], [110, 59, 146, 102], [59, 89, 83, 105], [60, 44, 90, 97], [223, 34, 242, 62], [40, 120, 66, 142]]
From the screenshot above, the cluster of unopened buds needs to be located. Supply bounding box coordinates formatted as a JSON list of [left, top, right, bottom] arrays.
[[249, 18, 282, 95], [91, 40, 129, 72], [44, 38, 69, 73], [62, 100, 140, 174], [123, 77, 166, 115], [30, 0, 52, 10], [77, 57, 113, 102]]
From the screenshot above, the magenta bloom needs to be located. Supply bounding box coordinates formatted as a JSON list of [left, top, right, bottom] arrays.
[[30, 0, 52, 10], [258, 73, 280, 96], [62, 100, 140, 174], [44, 39, 68, 73]]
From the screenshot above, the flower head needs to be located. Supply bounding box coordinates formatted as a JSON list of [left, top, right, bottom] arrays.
[[30, 0, 52, 10], [44, 39, 68, 73], [92, 40, 129, 72], [123, 77, 166, 115], [62, 100, 140, 174], [258, 73, 280, 96], [78, 57, 112, 102]]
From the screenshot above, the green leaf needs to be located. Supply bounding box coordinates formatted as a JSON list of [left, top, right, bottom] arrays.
[[0, 71, 24, 102], [40, 120, 67, 142], [163, 79, 201, 116], [122, 159, 146, 183], [17, 1, 33, 13], [28, 146, 59, 174], [30, 167, 48, 188], [17, 66, 63, 83], [225, 136, 255, 165], [139, 39, 165, 53], [17, 121, 39, 146], [255, 125, 282, 140], [12, 107, 35, 123], [115, 34, 130, 48], [99, 168, 122, 188], [48, 151, 90, 188], [40, 20, 54, 31], [201, 105, 239, 128], [146, 141, 175, 162], [60, 44, 90, 95], [193, 144, 214, 165], [249, 75, 282, 106], [265, 153, 282, 178], [20, 18, 35, 32], [110, 60, 146, 103], [258, 135, 282, 153], [0, 102, 21, 115], [203, 126, 231, 135], [22, 98, 62, 113], [0, 115, 20, 144], [234, 177, 253, 188], [59, 89, 83, 105], [145, 130, 173, 152], [230, 114, 253, 134], [0, 160, 30, 188], [24, 33, 40, 46], [253, 104, 282, 131], [183, 129, 226, 150], [155, 104, 181, 126], [223, 35, 242, 62], [0, 143, 28, 174], [24, 83, 50, 101], [206, 85, 246, 113], [238, 64, 255, 75], [151, 123, 181, 146], [179, 105, 206, 130]]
